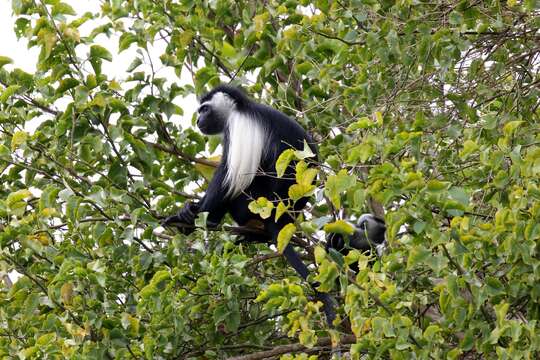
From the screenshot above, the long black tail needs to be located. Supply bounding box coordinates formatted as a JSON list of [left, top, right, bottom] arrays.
[[282, 244, 336, 325]]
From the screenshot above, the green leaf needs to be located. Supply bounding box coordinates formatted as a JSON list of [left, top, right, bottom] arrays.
[[324, 170, 356, 208], [423, 325, 440, 340], [406, 245, 431, 269], [52, 2, 76, 16], [139, 270, 171, 299], [108, 160, 128, 188], [449, 187, 470, 206], [90, 45, 113, 62], [493, 302, 510, 328], [0, 144, 10, 158], [23, 292, 40, 318], [346, 143, 375, 164], [119, 33, 138, 52], [56, 78, 80, 94], [0, 85, 21, 103], [277, 223, 296, 253], [127, 58, 142, 72], [314, 259, 339, 292], [294, 140, 316, 160], [0, 56, 13, 68], [426, 179, 449, 192], [459, 140, 478, 159], [65, 196, 81, 224], [327, 248, 344, 268]]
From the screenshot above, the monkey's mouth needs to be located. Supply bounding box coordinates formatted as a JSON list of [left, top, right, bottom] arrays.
[[197, 124, 210, 134]]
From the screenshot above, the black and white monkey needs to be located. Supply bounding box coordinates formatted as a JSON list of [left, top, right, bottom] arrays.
[[326, 214, 387, 272], [163, 85, 338, 322]]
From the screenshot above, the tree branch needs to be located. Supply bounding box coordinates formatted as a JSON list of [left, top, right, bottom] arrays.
[[226, 334, 356, 360]]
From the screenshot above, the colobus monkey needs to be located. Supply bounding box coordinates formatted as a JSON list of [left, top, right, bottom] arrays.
[[163, 85, 337, 323], [326, 214, 386, 271]]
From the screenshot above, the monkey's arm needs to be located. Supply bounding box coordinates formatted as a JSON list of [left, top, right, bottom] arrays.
[[197, 164, 229, 226], [163, 165, 228, 232]]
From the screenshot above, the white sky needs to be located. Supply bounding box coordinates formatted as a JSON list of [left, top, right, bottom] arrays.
[[0, 1, 40, 72], [0, 0, 201, 284], [0, 0, 198, 128]]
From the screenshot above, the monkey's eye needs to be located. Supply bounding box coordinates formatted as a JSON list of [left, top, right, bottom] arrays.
[[358, 221, 366, 230], [198, 105, 210, 114]]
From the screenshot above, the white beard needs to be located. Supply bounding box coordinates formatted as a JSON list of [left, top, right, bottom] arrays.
[[202, 92, 267, 197], [225, 110, 266, 197]]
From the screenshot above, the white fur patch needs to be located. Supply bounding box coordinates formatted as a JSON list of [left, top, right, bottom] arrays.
[[225, 110, 266, 197], [200, 92, 235, 117], [203, 91, 267, 197]]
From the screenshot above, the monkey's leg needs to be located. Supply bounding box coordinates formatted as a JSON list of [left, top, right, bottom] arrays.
[[282, 244, 337, 325]]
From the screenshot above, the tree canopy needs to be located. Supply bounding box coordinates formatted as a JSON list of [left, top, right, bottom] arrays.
[[1, 0, 539, 359]]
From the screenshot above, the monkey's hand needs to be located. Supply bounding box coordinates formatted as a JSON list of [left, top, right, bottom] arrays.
[[162, 201, 200, 234]]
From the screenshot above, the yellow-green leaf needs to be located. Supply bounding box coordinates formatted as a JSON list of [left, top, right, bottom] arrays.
[[194, 155, 221, 181], [314, 246, 326, 265], [323, 220, 355, 236], [37, 28, 57, 60], [36, 333, 56, 346], [61, 282, 74, 305], [0, 144, 9, 158], [275, 201, 288, 221], [0, 85, 21, 103], [503, 120, 524, 136], [374, 111, 383, 126], [248, 197, 274, 219], [459, 140, 478, 159], [277, 223, 296, 253], [52, 2, 76, 16], [314, 259, 339, 292], [253, 12, 269, 37], [276, 149, 294, 178], [0, 56, 13, 68], [222, 41, 236, 58], [324, 169, 356, 208], [346, 117, 372, 132], [426, 179, 448, 192], [11, 130, 28, 151], [296, 161, 318, 186], [494, 302, 509, 327], [41, 208, 58, 218], [288, 183, 315, 201]]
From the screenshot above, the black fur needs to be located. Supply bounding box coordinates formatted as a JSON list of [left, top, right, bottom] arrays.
[[164, 85, 337, 323], [326, 214, 386, 272]]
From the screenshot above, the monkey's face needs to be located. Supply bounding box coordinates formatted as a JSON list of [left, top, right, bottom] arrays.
[[197, 92, 235, 135], [197, 104, 226, 135], [348, 215, 387, 255]]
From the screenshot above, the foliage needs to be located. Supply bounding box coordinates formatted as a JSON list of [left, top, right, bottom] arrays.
[[1, 0, 540, 358]]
